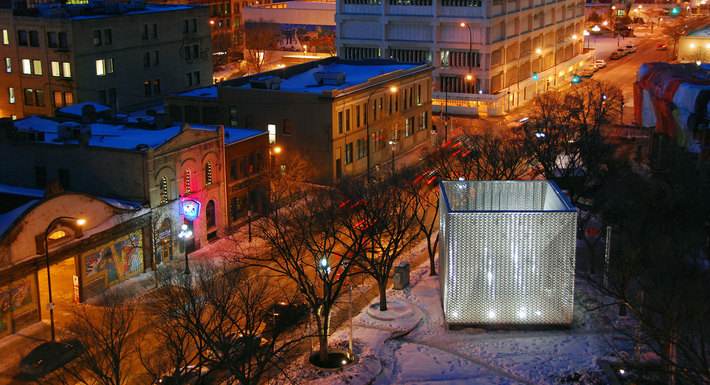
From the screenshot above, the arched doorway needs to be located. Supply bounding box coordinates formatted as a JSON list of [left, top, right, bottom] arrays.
[[155, 218, 172, 265], [206, 200, 217, 241]]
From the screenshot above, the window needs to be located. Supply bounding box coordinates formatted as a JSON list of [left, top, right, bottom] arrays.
[[183, 20, 189, 33], [51, 61, 61, 77], [356, 105, 361, 128], [152, 24, 158, 39], [230, 197, 243, 221], [405, 116, 415, 136], [104, 29, 112, 45], [64, 91, 73, 105], [267, 124, 276, 144], [420, 111, 428, 130], [192, 18, 197, 32], [153, 50, 160, 65], [8, 87, 15, 104], [92, 30, 102, 46], [32, 60, 42, 75], [21, 59, 31, 74], [58, 32, 67, 48], [205, 162, 213, 185], [2, 29, 8, 45], [4, 57, 10, 73], [29, 31, 38, 47], [53, 90, 63, 107], [48, 32, 59, 48], [142, 24, 149, 40], [345, 142, 353, 164], [153, 79, 161, 95], [58, 168, 70, 189], [282, 118, 293, 135], [184, 169, 192, 194], [35, 89, 44, 106], [35, 166, 46, 188], [441, 0, 481, 6], [62, 62, 71, 78], [337, 111, 343, 134], [184, 46, 191, 60], [206, 200, 216, 228], [357, 138, 367, 159], [144, 52, 150, 67], [95, 58, 113, 76], [193, 71, 200, 85], [345, 109, 350, 131], [18, 30, 28, 46], [230, 159, 238, 180], [160, 176, 169, 204], [23, 88, 34, 106], [186, 72, 192, 86], [144, 80, 152, 97], [417, 84, 422, 105]]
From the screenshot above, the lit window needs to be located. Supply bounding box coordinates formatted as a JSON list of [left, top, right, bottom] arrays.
[[4, 57, 10, 73], [64, 91, 73, 105], [32, 60, 42, 75], [184, 169, 192, 194], [160, 176, 169, 204], [95, 58, 113, 76], [2, 29, 8, 45], [62, 62, 71, 78], [21, 59, 31, 74], [48, 230, 67, 240], [51, 61, 61, 77], [8, 87, 15, 104], [267, 123, 276, 144], [205, 162, 213, 185]]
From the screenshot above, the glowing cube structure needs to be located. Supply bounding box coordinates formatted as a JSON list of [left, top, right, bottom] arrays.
[[439, 180, 577, 326]]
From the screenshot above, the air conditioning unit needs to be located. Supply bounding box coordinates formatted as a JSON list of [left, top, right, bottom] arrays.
[[314, 71, 346, 86], [250, 76, 281, 90]]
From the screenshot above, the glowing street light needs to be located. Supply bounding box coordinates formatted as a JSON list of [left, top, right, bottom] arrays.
[[535, 47, 542, 55], [178, 223, 193, 275], [389, 85, 398, 94], [592, 25, 601, 32], [272, 145, 282, 155], [602, 20, 609, 26]]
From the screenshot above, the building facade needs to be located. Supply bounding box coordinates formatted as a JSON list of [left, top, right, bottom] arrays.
[[336, 0, 587, 115], [167, 57, 434, 184], [678, 26, 710, 64], [0, 112, 229, 262], [0, 0, 212, 119], [0, 190, 151, 339]]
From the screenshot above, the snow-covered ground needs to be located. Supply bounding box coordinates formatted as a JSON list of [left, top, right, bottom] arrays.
[[276, 251, 629, 385]]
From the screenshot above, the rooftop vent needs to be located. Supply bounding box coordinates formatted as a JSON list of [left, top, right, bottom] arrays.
[[314, 71, 346, 86], [57, 121, 91, 142], [250, 76, 281, 90]]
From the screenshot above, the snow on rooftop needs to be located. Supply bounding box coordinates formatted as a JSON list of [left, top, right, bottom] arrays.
[[224, 127, 265, 145], [178, 86, 218, 99], [0, 184, 45, 199], [689, 26, 710, 37], [57, 102, 111, 117], [242, 63, 419, 94], [0, 200, 40, 240], [70, 3, 195, 20]]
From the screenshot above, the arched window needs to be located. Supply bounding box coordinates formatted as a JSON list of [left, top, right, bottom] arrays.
[[205, 162, 213, 186], [184, 169, 192, 194], [206, 200, 216, 228], [160, 176, 169, 204]]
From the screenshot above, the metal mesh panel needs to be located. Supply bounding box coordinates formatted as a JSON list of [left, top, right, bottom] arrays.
[[439, 180, 576, 326]]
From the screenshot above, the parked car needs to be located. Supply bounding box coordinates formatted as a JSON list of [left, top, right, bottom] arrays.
[[264, 301, 308, 333], [656, 43, 668, 51], [624, 44, 637, 54], [576, 67, 595, 78], [610, 49, 626, 60], [594, 59, 607, 69], [19, 340, 84, 379]]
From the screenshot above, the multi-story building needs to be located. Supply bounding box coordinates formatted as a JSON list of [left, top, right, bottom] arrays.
[[167, 57, 434, 184], [336, 0, 588, 115], [0, 0, 212, 119], [0, 106, 230, 260]]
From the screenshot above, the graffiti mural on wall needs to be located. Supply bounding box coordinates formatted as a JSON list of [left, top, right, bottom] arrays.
[[83, 231, 143, 287], [0, 275, 37, 337], [245, 22, 335, 54]]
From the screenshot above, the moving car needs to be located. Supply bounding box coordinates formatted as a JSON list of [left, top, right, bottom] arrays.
[[594, 59, 607, 69], [656, 43, 668, 51]]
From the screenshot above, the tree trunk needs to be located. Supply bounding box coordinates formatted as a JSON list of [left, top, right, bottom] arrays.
[[318, 332, 329, 363], [427, 236, 437, 276], [378, 281, 388, 311]]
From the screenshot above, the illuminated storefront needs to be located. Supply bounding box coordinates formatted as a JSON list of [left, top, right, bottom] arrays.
[[439, 180, 577, 326]]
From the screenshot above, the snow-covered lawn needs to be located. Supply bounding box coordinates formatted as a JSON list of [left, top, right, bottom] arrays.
[[276, 251, 627, 385]]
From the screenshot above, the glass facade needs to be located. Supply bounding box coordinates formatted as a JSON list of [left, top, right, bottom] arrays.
[[439, 180, 577, 326]]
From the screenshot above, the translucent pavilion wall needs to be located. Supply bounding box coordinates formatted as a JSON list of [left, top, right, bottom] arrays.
[[439, 180, 577, 326]]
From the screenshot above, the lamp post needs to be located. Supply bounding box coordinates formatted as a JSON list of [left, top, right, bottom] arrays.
[[178, 224, 193, 275], [44, 216, 86, 342], [388, 139, 398, 175], [460, 22, 475, 116], [365, 85, 397, 181]]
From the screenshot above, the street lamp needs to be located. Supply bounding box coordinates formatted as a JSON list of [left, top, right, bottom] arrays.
[[178, 224, 193, 275], [366, 85, 397, 181], [44, 216, 86, 342], [388, 139, 398, 174]]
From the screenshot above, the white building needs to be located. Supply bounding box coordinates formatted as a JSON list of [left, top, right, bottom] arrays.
[[336, 0, 589, 115]]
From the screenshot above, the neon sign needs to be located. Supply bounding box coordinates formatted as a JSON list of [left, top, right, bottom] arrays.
[[181, 199, 201, 221]]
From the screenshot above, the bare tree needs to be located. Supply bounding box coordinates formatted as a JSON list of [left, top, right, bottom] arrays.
[[142, 267, 303, 385], [249, 187, 363, 364], [244, 21, 280, 73], [408, 171, 440, 276], [48, 293, 137, 385], [341, 175, 421, 311], [662, 16, 710, 59]]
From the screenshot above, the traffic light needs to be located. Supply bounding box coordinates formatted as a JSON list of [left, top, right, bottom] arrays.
[[571, 75, 581, 84], [532, 72, 539, 81], [670, 6, 680, 16]]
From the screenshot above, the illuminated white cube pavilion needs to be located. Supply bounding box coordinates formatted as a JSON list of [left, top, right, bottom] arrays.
[[439, 180, 577, 326]]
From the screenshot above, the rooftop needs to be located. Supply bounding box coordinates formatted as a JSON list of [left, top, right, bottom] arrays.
[[178, 86, 218, 99], [14, 1, 199, 20], [224, 127, 265, 145], [440, 180, 576, 213], [689, 26, 710, 37], [245, 0, 335, 10], [215, 58, 429, 97]]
